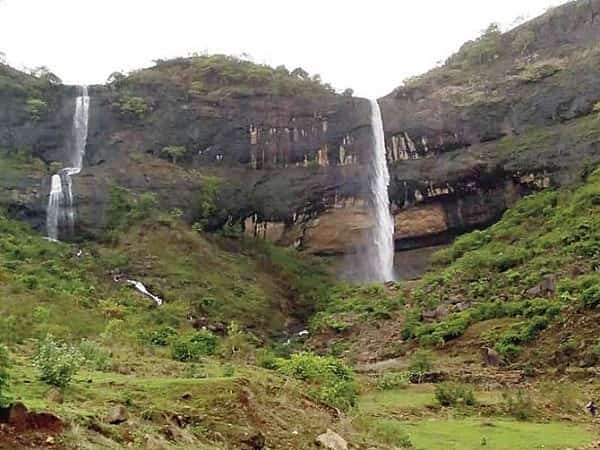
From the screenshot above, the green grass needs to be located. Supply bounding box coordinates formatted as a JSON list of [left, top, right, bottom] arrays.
[[403, 167, 600, 353], [359, 417, 596, 450]]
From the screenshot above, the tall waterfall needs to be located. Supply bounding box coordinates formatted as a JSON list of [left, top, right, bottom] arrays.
[[368, 99, 395, 282], [46, 86, 90, 240]]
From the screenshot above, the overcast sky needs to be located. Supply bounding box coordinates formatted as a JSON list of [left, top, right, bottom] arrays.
[[0, 0, 568, 98]]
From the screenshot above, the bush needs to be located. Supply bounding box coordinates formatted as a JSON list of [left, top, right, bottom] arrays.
[[26, 98, 48, 121], [0, 345, 10, 406], [581, 285, 600, 309], [33, 335, 82, 388], [406, 350, 433, 383], [503, 390, 534, 420], [435, 383, 476, 407], [376, 372, 409, 391], [146, 326, 178, 346], [78, 340, 112, 371], [117, 95, 149, 119], [275, 352, 358, 410], [171, 330, 217, 362], [255, 348, 279, 370], [220, 321, 253, 360]]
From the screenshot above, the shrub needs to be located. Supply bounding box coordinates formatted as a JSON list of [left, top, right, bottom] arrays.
[[146, 326, 178, 346], [376, 372, 409, 391], [171, 330, 217, 362], [26, 98, 48, 121], [117, 95, 149, 119], [275, 352, 358, 410], [406, 350, 433, 383], [581, 285, 600, 309], [434, 383, 476, 407], [0, 345, 10, 406], [503, 390, 534, 420], [78, 339, 112, 371], [160, 146, 187, 164], [33, 335, 82, 388], [255, 348, 279, 370], [220, 321, 253, 360]]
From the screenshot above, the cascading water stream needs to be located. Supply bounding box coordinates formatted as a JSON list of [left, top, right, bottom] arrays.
[[46, 86, 90, 240], [368, 99, 395, 282]]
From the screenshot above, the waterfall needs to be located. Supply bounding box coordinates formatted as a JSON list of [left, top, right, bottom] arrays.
[[368, 99, 395, 282], [46, 175, 63, 241], [46, 86, 90, 240]]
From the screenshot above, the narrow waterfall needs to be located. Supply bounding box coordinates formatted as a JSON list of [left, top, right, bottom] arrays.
[[46, 175, 63, 241], [368, 99, 395, 282], [46, 86, 90, 240]]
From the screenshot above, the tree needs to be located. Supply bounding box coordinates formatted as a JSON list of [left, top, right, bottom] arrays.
[[291, 67, 309, 79], [107, 71, 126, 86], [160, 145, 187, 164], [32, 66, 62, 85], [342, 88, 354, 97]]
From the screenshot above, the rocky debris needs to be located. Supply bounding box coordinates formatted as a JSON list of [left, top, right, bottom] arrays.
[[422, 304, 451, 323], [526, 275, 556, 298], [0, 402, 63, 433], [315, 429, 348, 450], [181, 392, 192, 400], [241, 431, 266, 449], [481, 346, 502, 367], [586, 401, 598, 416], [106, 405, 128, 424]]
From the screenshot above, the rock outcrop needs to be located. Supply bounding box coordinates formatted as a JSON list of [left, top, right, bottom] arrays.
[[2, 1, 600, 258]]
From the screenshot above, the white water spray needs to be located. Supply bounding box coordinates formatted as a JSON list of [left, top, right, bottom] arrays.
[[368, 99, 395, 282], [46, 86, 90, 240], [46, 175, 63, 241], [126, 280, 164, 306]]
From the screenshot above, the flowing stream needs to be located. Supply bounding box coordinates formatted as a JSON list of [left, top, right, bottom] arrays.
[[368, 99, 395, 282], [46, 86, 90, 240]]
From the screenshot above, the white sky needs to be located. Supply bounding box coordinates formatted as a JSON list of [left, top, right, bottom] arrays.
[[0, 0, 568, 98]]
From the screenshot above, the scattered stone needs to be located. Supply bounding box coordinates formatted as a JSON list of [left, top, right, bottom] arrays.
[[181, 392, 192, 400], [106, 405, 128, 424], [242, 431, 266, 449], [481, 346, 502, 367], [45, 388, 64, 404], [586, 401, 597, 416], [46, 436, 55, 445], [526, 275, 556, 298], [315, 429, 348, 450], [422, 304, 450, 323]]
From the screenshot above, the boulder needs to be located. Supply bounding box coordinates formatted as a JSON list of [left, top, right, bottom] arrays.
[[481, 346, 502, 367], [315, 429, 348, 450], [106, 405, 128, 424]]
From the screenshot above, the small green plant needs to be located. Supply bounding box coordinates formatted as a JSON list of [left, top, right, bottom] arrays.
[[117, 95, 149, 119], [593, 340, 600, 357], [171, 330, 217, 362], [78, 339, 112, 371], [26, 98, 48, 121], [220, 321, 253, 360], [160, 145, 187, 164], [434, 383, 476, 407], [0, 345, 10, 406], [146, 326, 177, 346], [406, 350, 433, 383], [502, 390, 534, 421], [275, 352, 358, 411], [33, 335, 82, 388], [221, 364, 235, 378], [376, 372, 409, 391]]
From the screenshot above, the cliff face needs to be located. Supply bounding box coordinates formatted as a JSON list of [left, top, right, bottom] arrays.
[[378, 0, 600, 249], [3, 0, 600, 258]]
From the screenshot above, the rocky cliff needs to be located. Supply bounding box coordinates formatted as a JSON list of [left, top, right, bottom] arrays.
[[380, 0, 600, 249], [2, 0, 600, 262]]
